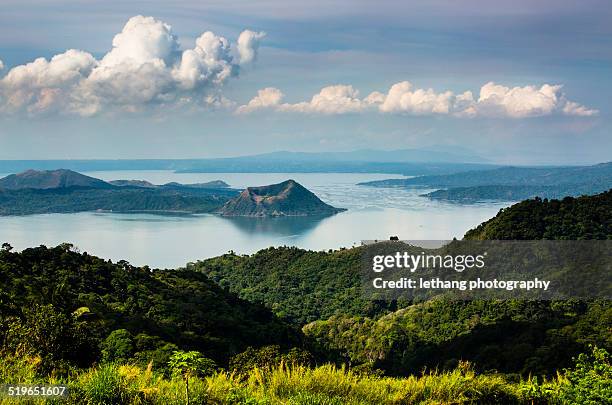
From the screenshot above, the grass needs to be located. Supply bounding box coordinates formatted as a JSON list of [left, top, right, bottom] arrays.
[[0, 358, 571, 405]]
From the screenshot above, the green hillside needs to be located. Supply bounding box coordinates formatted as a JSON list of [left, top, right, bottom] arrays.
[[192, 246, 389, 325], [194, 190, 612, 376], [464, 190, 612, 240], [0, 244, 299, 373]]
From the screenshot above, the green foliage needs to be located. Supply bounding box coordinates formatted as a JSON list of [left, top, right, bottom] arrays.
[[559, 346, 612, 404], [192, 246, 397, 326], [464, 190, 612, 240], [78, 363, 129, 405], [101, 329, 135, 364], [230, 345, 314, 373], [169, 350, 218, 378], [0, 357, 574, 404], [1, 303, 95, 373], [193, 248, 610, 376], [0, 244, 299, 374], [303, 299, 611, 376]]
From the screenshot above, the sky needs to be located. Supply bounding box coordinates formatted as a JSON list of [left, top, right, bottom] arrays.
[[0, 0, 611, 164]]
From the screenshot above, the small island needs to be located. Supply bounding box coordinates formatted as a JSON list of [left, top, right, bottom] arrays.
[[218, 179, 346, 217]]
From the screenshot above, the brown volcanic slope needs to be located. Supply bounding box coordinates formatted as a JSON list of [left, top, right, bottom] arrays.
[[218, 179, 346, 217], [0, 169, 113, 190]]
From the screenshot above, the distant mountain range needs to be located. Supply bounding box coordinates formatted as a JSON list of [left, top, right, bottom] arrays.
[[0, 148, 494, 177], [218, 179, 345, 217], [237, 147, 488, 163], [360, 162, 612, 202]]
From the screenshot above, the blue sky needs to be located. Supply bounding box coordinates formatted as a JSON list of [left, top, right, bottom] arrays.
[[0, 0, 610, 164]]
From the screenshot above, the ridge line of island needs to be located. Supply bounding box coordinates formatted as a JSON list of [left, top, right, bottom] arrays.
[[0, 169, 345, 217]]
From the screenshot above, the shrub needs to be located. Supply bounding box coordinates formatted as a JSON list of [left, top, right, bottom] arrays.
[[559, 346, 612, 404]]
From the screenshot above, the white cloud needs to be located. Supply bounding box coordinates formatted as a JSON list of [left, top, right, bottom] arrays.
[[378, 81, 454, 115], [0, 60, 4, 71], [238, 81, 598, 119], [0, 15, 264, 116], [238, 84, 371, 115], [562, 100, 598, 117], [237, 30, 266, 65], [236, 87, 284, 114], [476, 82, 558, 118], [0, 49, 97, 114], [280, 85, 366, 114]]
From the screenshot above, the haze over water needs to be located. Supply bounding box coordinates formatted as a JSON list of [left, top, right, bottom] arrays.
[[0, 171, 510, 268]]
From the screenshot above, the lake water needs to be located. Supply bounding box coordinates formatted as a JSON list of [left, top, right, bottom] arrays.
[[0, 171, 510, 268]]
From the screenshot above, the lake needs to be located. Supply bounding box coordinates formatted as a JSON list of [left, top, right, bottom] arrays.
[[0, 171, 510, 268]]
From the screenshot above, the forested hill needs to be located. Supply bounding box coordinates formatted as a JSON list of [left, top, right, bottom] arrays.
[[464, 189, 612, 240], [191, 246, 387, 325], [194, 190, 612, 376], [0, 244, 299, 372], [195, 191, 612, 327]]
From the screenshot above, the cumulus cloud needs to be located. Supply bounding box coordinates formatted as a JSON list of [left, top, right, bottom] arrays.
[[378, 81, 454, 115], [238, 81, 597, 119], [236, 87, 284, 114], [237, 30, 266, 65], [0, 60, 4, 71], [237, 85, 375, 115], [476, 82, 558, 118], [0, 15, 264, 116], [280, 85, 366, 114]]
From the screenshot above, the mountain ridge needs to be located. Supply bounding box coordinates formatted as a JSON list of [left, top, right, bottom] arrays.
[[0, 169, 113, 190]]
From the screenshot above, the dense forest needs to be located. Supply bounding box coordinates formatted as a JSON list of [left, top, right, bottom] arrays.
[[0, 190, 610, 403], [0, 244, 300, 374], [193, 190, 612, 377], [464, 190, 612, 240]]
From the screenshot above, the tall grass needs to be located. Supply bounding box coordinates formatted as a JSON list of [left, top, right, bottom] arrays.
[[0, 359, 567, 404]]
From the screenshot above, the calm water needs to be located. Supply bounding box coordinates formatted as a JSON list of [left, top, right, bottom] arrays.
[[0, 171, 510, 268]]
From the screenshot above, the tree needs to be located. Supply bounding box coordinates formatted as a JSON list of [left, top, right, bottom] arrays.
[[168, 350, 218, 405], [100, 329, 134, 364], [4, 303, 95, 373]]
